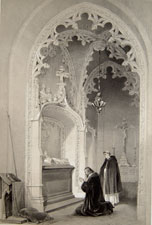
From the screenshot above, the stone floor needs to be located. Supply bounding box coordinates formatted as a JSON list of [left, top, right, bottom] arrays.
[[0, 200, 143, 225], [46, 200, 142, 225]]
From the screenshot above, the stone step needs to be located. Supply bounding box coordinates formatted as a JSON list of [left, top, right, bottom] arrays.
[[45, 197, 83, 213], [45, 192, 75, 205]]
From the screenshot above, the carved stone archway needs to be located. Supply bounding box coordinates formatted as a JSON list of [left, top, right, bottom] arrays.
[[25, 2, 147, 218], [26, 100, 85, 210], [84, 60, 139, 108]]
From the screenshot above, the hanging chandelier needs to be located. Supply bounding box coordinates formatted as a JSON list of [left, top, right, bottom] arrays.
[[92, 50, 106, 113]]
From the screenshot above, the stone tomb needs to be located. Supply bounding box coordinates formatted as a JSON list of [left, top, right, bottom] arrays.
[[42, 164, 74, 207]]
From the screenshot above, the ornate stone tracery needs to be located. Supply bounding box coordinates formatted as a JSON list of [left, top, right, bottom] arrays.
[[56, 29, 97, 46], [84, 61, 140, 107], [32, 5, 141, 86], [25, 2, 147, 213], [30, 6, 142, 120]]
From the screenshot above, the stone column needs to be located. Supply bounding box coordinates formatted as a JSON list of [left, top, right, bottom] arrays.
[[74, 129, 86, 198], [96, 113, 105, 172], [29, 118, 44, 211]]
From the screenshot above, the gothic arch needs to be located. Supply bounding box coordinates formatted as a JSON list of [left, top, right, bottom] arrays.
[[26, 1, 147, 214], [41, 102, 85, 194], [84, 60, 139, 108]]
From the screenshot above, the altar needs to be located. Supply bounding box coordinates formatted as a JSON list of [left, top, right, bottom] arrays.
[[42, 165, 75, 206]]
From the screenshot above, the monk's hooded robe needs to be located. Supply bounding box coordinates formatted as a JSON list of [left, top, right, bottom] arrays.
[[75, 172, 113, 216], [99, 156, 122, 196]]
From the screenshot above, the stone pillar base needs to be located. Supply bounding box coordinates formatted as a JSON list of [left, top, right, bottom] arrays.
[[30, 196, 44, 212]]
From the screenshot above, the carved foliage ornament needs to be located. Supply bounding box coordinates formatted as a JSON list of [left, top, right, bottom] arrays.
[[32, 10, 139, 79], [84, 61, 139, 108], [39, 65, 70, 109], [26, 4, 146, 212], [31, 9, 141, 118]]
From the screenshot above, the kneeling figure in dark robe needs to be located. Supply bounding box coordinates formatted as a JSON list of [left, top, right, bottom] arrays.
[[75, 167, 113, 216]]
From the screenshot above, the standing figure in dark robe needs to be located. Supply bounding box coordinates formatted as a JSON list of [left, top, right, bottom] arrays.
[[99, 151, 122, 206], [75, 167, 113, 216], [5, 186, 12, 218]]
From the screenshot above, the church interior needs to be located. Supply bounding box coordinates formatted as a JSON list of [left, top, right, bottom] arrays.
[[0, 0, 152, 225]]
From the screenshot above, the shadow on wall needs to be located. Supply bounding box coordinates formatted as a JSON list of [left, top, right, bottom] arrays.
[[120, 182, 137, 203]]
